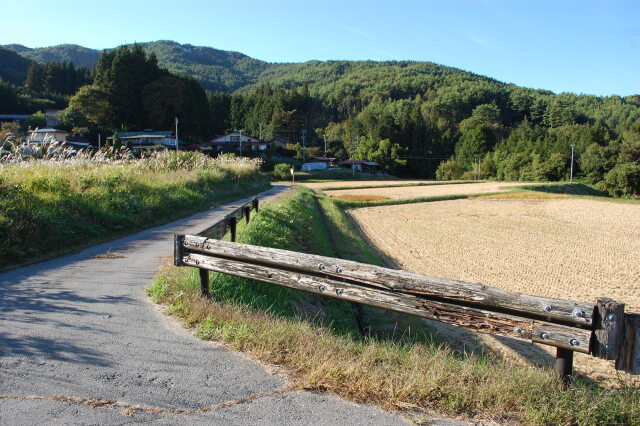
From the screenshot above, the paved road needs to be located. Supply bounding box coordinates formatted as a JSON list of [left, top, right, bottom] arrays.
[[0, 185, 407, 425]]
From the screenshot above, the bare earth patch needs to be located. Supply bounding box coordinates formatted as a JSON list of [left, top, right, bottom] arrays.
[[349, 197, 640, 386], [324, 181, 522, 199]]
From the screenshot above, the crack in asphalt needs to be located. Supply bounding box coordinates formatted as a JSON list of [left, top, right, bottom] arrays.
[[0, 386, 297, 417]]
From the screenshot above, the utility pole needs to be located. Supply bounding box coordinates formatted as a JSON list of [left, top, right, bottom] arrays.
[[239, 129, 243, 156], [98, 133, 101, 150], [323, 134, 327, 156], [175, 117, 179, 152], [570, 145, 575, 183], [259, 123, 263, 141], [302, 117, 307, 163]]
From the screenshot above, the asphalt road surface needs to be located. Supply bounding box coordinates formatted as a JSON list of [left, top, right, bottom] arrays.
[[0, 185, 409, 425]]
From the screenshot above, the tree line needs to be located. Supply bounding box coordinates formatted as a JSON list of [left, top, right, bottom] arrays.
[[2, 45, 639, 196]]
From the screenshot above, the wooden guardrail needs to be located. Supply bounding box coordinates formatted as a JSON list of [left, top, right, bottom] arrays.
[[174, 200, 640, 382]]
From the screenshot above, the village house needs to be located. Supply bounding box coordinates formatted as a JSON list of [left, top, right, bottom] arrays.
[[26, 128, 69, 144], [106, 130, 177, 148], [197, 132, 268, 154]]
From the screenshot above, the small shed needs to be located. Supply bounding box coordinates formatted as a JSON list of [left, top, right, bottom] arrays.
[[338, 160, 381, 173]]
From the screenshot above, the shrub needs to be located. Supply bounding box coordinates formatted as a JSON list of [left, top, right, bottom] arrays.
[[273, 163, 292, 180], [435, 158, 464, 180], [599, 162, 640, 197]]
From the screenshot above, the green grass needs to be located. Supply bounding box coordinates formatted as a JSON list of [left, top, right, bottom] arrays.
[[0, 152, 270, 269], [147, 186, 639, 424]]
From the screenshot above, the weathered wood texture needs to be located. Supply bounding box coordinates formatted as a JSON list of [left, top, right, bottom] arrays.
[[180, 252, 592, 353], [181, 236, 594, 326], [592, 298, 625, 360], [615, 314, 640, 375], [175, 234, 640, 374]]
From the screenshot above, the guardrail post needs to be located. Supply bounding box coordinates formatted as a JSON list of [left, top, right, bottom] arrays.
[[174, 235, 185, 266], [228, 216, 237, 242], [555, 347, 573, 386], [199, 269, 210, 297], [252, 198, 259, 212], [244, 206, 251, 224], [592, 298, 625, 360], [615, 314, 640, 374]]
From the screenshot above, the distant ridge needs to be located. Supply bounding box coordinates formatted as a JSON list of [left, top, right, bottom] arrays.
[[1, 40, 493, 94]]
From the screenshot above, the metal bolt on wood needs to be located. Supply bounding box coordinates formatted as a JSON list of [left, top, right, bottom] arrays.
[[514, 327, 523, 334], [572, 309, 585, 318], [544, 305, 553, 312], [336, 267, 343, 273], [319, 285, 326, 292], [570, 339, 580, 346], [318, 263, 325, 270], [541, 332, 550, 340]]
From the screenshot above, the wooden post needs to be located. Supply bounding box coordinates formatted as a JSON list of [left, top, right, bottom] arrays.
[[228, 216, 237, 242], [615, 314, 640, 374], [592, 298, 625, 360], [555, 347, 573, 386], [252, 198, 259, 212], [199, 268, 210, 297], [244, 206, 251, 224], [174, 235, 185, 266]]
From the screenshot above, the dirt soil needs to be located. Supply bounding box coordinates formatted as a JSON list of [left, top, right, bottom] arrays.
[[324, 182, 522, 199], [349, 196, 640, 387]]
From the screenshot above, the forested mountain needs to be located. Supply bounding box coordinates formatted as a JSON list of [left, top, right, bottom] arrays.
[[5, 44, 100, 68], [0, 47, 32, 85], [2, 41, 270, 92], [2, 40, 639, 196]]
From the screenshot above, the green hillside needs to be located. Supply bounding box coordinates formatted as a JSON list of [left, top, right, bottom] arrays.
[[2, 41, 271, 92], [6, 44, 100, 69], [0, 47, 32, 85]]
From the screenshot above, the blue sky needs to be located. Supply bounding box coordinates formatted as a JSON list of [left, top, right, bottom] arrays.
[[1, 0, 638, 96]]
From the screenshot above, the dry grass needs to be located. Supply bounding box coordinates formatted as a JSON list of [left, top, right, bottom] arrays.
[[95, 251, 125, 259], [349, 197, 640, 385], [324, 181, 524, 200]]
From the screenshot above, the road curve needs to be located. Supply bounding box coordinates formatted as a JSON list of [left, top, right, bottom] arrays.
[[0, 185, 406, 425]]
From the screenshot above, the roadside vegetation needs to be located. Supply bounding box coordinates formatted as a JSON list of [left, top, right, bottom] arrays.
[[148, 186, 639, 424], [0, 151, 268, 269]]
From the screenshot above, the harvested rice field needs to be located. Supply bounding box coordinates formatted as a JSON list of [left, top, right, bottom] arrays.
[[301, 179, 440, 190], [349, 196, 640, 385], [324, 181, 522, 199]]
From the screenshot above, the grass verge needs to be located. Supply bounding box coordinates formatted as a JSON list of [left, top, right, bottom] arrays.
[[148, 187, 639, 424], [0, 152, 270, 269]]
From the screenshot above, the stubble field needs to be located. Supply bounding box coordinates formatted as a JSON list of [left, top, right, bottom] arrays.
[[324, 181, 522, 199], [347, 193, 640, 385]]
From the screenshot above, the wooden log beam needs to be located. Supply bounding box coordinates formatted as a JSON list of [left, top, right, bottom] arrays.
[[180, 236, 594, 326], [195, 198, 258, 240], [592, 298, 625, 360], [615, 314, 640, 374], [181, 252, 592, 353]]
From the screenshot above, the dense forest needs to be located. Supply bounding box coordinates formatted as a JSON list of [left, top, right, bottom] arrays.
[[1, 41, 639, 196]]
